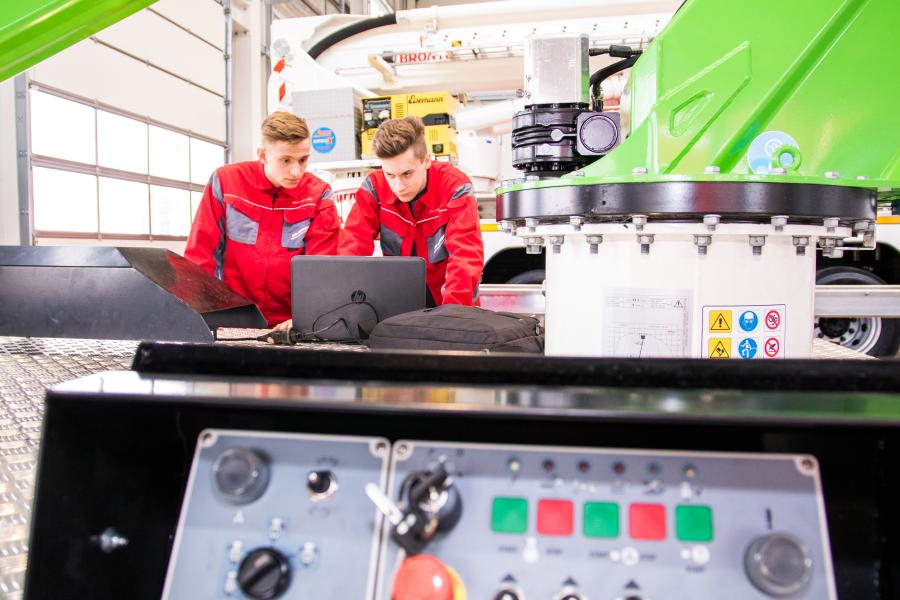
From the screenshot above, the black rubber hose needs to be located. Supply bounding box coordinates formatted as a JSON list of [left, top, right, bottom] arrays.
[[590, 54, 640, 109], [589, 54, 640, 90], [307, 13, 397, 59]]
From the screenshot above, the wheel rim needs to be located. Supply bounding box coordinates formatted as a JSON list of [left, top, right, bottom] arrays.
[[814, 316, 883, 355]]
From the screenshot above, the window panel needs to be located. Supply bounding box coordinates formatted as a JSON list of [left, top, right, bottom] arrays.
[[190, 138, 224, 185], [151, 185, 191, 237], [99, 178, 150, 235], [98, 111, 148, 173], [32, 167, 98, 233], [29, 87, 221, 242], [149, 125, 189, 181], [191, 191, 204, 220], [30, 91, 96, 163]]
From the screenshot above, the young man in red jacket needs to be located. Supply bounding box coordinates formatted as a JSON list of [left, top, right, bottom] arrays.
[[185, 112, 339, 328], [339, 116, 484, 306]]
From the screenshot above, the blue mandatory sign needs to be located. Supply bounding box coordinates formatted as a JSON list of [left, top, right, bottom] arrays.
[[311, 126, 336, 154], [738, 338, 758, 359], [739, 310, 759, 332]]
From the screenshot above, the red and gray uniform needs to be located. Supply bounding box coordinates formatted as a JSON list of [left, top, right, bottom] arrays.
[[339, 161, 484, 306], [185, 161, 339, 327]]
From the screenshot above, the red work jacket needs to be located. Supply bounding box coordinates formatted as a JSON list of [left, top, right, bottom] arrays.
[[339, 161, 484, 305], [185, 161, 339, 326]]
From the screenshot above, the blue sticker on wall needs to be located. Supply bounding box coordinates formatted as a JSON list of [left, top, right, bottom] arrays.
[[311, 127, 336, 154]]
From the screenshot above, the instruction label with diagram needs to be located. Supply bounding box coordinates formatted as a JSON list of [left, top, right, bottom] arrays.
[[603, 289, 692, 358], [702, 304, 786, 359]]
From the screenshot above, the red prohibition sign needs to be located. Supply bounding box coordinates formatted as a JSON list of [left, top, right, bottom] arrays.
[[765, 337, 780, 357], [765, 310, 781, 330]]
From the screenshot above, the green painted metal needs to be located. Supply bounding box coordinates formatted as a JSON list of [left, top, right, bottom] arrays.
[[500, 0, 900, 200], [0, 0, 157, 83]]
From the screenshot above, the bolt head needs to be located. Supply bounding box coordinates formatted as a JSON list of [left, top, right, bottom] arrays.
[[704, 166, 721, 174], [770, 167, 787, 175], [632, 167, 648, 175], [825, 171, 840, 179]]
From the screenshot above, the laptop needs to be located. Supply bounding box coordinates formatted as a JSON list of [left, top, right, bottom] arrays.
[[291, 256, 426, 342]]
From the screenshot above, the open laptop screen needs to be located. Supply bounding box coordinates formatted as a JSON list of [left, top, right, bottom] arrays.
[[291, 256, 426, 342]]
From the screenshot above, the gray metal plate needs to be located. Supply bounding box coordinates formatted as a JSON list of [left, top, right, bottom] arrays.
[[163, 430, 390, 599], [379, 441, 836, 600]]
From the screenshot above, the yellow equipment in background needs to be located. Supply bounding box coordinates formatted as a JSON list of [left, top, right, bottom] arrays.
[[361, 91, 458, 159]]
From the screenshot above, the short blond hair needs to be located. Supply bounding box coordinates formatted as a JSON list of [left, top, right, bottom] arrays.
[[372, 116, 428, 159], [261, 111, 310, 144]]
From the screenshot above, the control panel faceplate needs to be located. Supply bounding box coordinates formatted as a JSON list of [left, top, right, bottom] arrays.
[[162, 430, 389, 599], [378, 441, 836, 600]]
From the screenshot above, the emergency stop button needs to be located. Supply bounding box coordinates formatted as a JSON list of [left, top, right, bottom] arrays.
[[392, 555, 454, 600], [629, 503, 666, 540]]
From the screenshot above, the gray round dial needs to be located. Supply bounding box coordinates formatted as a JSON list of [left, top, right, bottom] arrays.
[[212, 447, 270, 504], [745, 532, 813, 597]]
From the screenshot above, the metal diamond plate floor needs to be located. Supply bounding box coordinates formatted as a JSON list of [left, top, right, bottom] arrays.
[[0, 337, 136, 600]]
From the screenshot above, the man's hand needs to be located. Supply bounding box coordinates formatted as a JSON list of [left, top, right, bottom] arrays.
[[273, 319, 293, 332]]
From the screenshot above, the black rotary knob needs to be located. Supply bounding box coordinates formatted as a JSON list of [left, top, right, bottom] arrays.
[[745, 533, 813, 597], [493, 589, 521, 600], [212, 448, 270, 505], [237, 547, 291, 600], [306, 470, 337, 498]]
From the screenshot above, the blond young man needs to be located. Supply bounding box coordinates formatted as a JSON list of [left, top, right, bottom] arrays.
[[339, 116, 484, 306], [185, 112, 339, 328]]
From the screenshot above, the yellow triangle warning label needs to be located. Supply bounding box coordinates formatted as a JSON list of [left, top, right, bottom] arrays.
[[709, 310, 732, 332], [708, 338, 731, 359]]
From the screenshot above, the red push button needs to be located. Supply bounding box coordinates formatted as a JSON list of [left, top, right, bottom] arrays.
[[537, 499, 574, 536], [629, 503, 666, 540], [392, 555, 454, 600]]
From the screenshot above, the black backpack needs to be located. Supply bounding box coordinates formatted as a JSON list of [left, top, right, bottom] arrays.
[[367, 304, 544, 353]]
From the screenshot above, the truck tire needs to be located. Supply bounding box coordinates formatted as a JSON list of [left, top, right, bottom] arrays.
[[506, 269, 545, 284], [815, 266, 899, 357]]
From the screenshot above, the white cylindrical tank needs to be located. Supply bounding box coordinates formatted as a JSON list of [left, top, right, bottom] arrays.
[[524, 221, 847, 359]]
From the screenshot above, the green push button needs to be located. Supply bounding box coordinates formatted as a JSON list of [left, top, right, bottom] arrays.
[[583, 502, 620, 538], [676, 505, 714, 542], [491, 497, 528, 534]]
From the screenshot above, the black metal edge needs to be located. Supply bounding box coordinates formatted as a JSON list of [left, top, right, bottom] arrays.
[[130, 342, 900, 392], [40, 381, 900, 431], [496, 181, 877, 222]]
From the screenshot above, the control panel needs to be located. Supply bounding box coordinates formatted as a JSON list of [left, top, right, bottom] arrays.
[[162, 430, 389, 599], [375, 441, 836, 600], [162, 433, 835, 599]]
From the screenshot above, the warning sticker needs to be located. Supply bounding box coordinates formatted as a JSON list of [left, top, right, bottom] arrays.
[[701, 304, 785, 360], [709, 338, 731, 359], [709, 310, 732, 333]]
